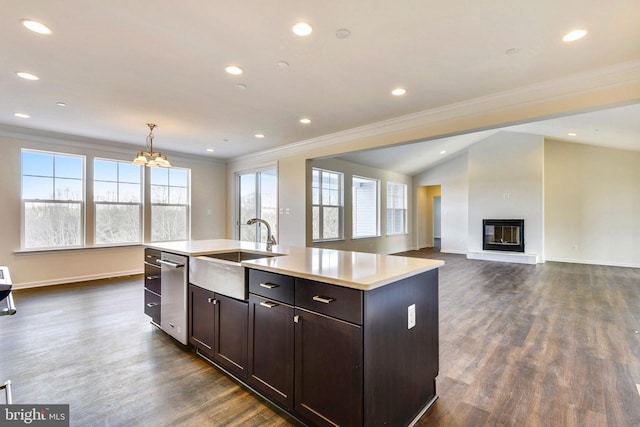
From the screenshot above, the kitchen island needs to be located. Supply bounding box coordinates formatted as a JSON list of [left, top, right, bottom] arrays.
[[145, 240, 443, 427]]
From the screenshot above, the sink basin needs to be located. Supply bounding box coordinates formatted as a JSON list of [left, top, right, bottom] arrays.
[[189, 251, 281, 300], [200, 251, 279, 263]]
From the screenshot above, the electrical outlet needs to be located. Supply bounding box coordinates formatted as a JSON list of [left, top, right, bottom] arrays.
[[408, 304, 416, 329]]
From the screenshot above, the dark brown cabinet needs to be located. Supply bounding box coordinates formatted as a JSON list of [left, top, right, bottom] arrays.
[[247, 274, 295, 410], [189, 284, 248, 379], [246, 268, 439, 427], [144, 248, 161, 325], [294, 307, 362, 427]]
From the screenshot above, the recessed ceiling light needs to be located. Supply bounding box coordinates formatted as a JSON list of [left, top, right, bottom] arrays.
[[292, 22, 312, 36], [276, 61, 289, 69], [255, 134, 265, 138], [20, 19, 51, 35], [225, 65, 243, 75], [440, 150, 447, 155], [562, 29, 587, 42], [300, 118, 312, 124], [391, 88, 407, 96], [56, 102, 67, 107], [17, 71, 39, 81], [336, 29, 351, 39], [14, 112, 30, 118], [568, 132, 577, 136], [235, 84, 247, 90], [206, 148, 214, 152]]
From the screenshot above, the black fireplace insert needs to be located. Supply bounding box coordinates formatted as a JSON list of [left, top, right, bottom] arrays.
[[483, 219, 524, 252]]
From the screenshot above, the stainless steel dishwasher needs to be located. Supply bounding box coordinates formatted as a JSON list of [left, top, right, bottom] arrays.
[[158, 252, 188, 345]]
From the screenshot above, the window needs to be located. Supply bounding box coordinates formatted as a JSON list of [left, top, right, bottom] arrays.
[[312, 168, 343, 241], [387, 182, 407, 235], [150, 167, 190, 242], [238, 169, 277, 243], [21, 149, 85, 249], [94, 159, 143, 245], [352, 176, 379, 238]]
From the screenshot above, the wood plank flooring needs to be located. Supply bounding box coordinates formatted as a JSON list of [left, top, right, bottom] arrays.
[[2, 253, 639, 426]]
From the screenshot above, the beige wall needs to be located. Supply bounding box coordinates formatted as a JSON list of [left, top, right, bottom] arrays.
[[544, 139, 640, 267], [416, 185, 441, 249], [0, 129, 227, 288]]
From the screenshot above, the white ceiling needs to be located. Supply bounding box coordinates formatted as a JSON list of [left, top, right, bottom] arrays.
[[2, 1, 640, 160]]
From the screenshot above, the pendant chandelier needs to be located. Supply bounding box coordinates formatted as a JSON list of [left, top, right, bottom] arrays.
[[132, 123, 171, 168]]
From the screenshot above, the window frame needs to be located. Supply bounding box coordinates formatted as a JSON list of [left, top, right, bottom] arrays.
[[312, 168, 344, 242], [149, 166, 191, 243], [20, 149, 86, 250], [352, 175, 380, 239], [93, 158, 144, 246], [386, 181, 408, 235]]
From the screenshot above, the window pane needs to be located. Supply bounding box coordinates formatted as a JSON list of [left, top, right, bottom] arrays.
[[151, 205, 187, 241], [312, 206, 320, 240], [119, 183, 141, 203], [169, 168, 188, 187], [95, 204, 141, 244], [94, 181, 118, 202], [22, 151, 53, 176], [119, 163, 141, 183], [55, 178, 83, 201], [55, 155, 83, 179], [353, 176, 378, 238], [323, 207, 340, 239], [169, 186, 187, 204], [22, 176, 53, 199], [150, 167, 169, 185], [94, 160, 117, 181], [151, 184, 168, 203], [24, 202, 82, 248]]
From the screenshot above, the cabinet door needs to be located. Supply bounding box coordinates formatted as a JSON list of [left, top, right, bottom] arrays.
[[294, 309, 363, 427], [214, 294, 248, 379], [248, 294, 294, 410], [189, 284, 216, 358]]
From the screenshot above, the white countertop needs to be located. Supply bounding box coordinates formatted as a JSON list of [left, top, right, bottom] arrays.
[[147, 239, 444, 291]]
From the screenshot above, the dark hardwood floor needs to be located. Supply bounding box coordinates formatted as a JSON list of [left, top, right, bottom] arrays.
[[2, 252, 639, 426]]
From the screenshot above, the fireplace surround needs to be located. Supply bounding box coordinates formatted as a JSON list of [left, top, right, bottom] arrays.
[[483, 219, 524, 253]]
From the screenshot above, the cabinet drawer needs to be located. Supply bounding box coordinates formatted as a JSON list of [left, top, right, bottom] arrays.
[[295, 279, 363, 325], [144, 248, 161, 266], [249, 269, 294, 305], [144, 262, 161, 294], [144, 289, 161, 325]]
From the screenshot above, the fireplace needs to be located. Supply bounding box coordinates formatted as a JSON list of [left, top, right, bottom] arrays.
[[483, 219, 524, 252]]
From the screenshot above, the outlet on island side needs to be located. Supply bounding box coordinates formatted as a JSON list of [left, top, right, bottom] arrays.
[[408, 304, 416, 329]]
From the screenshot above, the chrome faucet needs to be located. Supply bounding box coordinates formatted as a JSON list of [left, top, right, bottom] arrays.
[[246, 218, 277, 251]]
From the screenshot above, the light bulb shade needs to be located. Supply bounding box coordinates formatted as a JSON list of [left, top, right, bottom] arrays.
[[132, 153, 148, 165], [146, 159, 158, 167]]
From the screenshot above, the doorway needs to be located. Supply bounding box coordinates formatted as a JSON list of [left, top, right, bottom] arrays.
[[416, 185, 441, 249]]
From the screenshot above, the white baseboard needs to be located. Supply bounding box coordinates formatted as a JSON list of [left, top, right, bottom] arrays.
[[440, 249, 467, 255], [467, 251, 539, 265], [11, 269, 144, 290], [544, 257, 640, 269]]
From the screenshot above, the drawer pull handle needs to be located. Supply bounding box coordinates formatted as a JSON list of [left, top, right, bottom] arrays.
[[260, 301, 278, 309], [146, 275, 160, 280], [208, 298, 218, 305], [259, 283, 279, 289], [146, 302, 159, 308], [312, 296, 334, 304]]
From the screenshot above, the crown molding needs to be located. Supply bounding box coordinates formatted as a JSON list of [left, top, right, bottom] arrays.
[[229, 59, 640, 166], [0, 123, 226, 167]]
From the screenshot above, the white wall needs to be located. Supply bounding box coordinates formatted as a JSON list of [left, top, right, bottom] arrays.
[[467, 132, 545, 259], [310, 157, 413, 254], [545, 140, 640, 267], [414, 153, 469, 254], [0, 127, 227, 288]]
